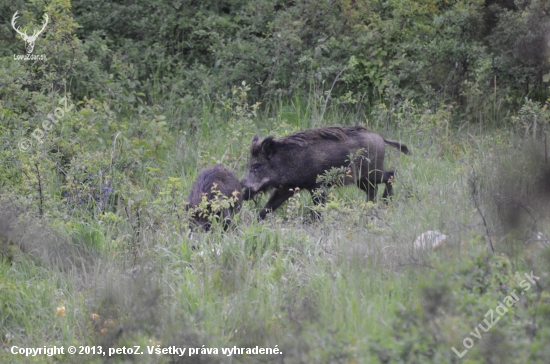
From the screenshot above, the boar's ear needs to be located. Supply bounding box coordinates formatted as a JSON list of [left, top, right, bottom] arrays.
[[260, 137, 276, 159], [250, 135, 262, 157]]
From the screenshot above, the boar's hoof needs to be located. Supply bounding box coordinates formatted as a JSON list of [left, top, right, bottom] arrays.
[[312, 210, 323, 221], [258, 209, 269, 221]]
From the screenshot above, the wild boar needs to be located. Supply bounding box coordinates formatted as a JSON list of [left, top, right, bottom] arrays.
[[187, 164, 242, 231], [241, 126, 409, 220]]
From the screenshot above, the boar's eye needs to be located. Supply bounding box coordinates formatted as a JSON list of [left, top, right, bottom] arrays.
[[252, 164, 262, 173]]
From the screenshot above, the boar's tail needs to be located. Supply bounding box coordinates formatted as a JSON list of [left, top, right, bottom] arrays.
[[383, 138, 410, 155]]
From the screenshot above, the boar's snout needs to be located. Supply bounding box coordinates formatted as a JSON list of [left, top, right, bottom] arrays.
[[240, 173, 261, 200], [241, 165, 271, 198], [242, 187, 254, 201]]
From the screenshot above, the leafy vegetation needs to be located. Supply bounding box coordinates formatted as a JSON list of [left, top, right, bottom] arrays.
[[1, 0, 550, 362]]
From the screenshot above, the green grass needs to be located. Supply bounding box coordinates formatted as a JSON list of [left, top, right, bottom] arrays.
[[1, 99, 549, 363]]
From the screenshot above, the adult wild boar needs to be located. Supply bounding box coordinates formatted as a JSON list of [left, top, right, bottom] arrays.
[[187, 164, 242, 231], [241, 126, 409, 220]]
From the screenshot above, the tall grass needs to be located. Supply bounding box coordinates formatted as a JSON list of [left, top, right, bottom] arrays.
[[1, 97, 549, 363]]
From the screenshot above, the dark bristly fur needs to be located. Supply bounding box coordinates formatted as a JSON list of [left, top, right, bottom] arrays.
[[250, 126, 409, 156], [187, 164, 242, 231], [242, 126, 409, 221]]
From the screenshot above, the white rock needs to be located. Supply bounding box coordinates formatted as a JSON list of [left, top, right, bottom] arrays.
[[413, 231, 447, 250], [536, 232, 549, 248]]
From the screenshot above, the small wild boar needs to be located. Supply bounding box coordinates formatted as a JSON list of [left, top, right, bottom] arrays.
[[241, 126, 409, 220], [187, 164, 242, 231]]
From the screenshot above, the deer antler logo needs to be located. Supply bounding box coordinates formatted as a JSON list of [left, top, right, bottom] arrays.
[[11, 11, 48, 55]]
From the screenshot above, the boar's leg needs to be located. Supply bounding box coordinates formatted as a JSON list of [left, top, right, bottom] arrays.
[[382, 184, 392, 199], [259, 187, 296, 220], [221, 214, 232, 231], [309, 189, 326, 205], [359, 168, 387, 201], [308, 188, 326, 220], [359, 178, 378, 202], [363, 170, 395, 201]]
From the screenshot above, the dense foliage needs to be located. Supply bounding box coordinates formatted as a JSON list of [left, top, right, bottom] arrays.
[[1, 0, 549, 363], [3, 0, 549, 111]]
